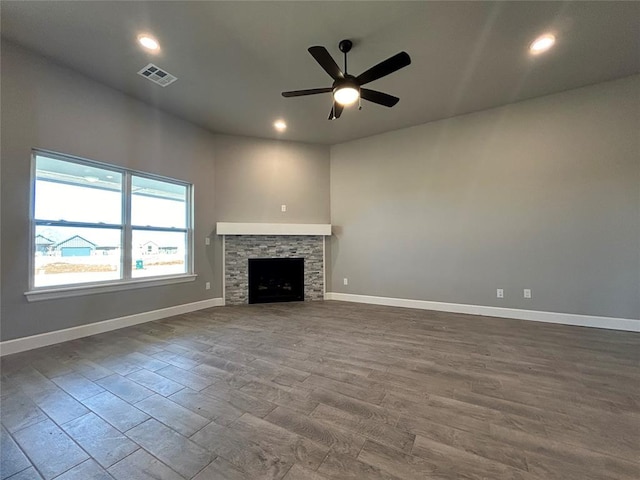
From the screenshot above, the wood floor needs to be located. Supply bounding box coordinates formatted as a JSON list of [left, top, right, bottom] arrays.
[[1, 301, 638, 480]]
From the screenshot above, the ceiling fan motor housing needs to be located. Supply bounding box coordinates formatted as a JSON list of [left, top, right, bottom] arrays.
[[333, 75, 359, 92]]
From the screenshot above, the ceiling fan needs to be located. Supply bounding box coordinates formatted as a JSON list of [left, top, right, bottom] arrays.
[[282, 39, 411, 120]]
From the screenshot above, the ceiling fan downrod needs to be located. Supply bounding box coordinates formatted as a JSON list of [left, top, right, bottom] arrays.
[[339, 39, 352, 74]]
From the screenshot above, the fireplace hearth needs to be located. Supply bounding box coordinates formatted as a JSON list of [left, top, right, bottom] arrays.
[[248, 258, 304, 304]]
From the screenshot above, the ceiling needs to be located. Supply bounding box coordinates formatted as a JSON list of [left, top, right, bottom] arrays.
[[2, 1, 639, 145]]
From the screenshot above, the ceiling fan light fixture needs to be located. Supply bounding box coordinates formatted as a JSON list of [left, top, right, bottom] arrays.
[[333, 86, 360, 106]]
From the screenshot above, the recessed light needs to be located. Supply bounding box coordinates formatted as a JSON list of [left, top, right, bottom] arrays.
[[138, 34, 160, 52], [529, 34, 556, 55], [274, 120, 287, 132], [84, 176, 99, 183]]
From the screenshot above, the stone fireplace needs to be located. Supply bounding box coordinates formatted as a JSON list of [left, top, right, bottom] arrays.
[[217, 223, 331, 305]]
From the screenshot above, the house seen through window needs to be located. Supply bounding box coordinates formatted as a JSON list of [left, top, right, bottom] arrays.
[[32, 151, 192, 288]]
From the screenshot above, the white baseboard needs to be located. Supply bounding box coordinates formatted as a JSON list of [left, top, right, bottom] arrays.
[[0, 298, 225, 356], [324, 292, 640, 332]]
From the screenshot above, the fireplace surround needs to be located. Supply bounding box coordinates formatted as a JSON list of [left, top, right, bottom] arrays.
[[218, 223, 330, 305]]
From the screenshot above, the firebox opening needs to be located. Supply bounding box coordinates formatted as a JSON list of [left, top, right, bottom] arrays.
[[248, 257, 304, 304]]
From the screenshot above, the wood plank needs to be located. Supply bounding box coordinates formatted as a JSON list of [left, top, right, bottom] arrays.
[[265, 405, 366, 457], [311, 403, 415, 454], [228, 413, 329, 470], [317, 451, 404, 480], [190, 421, 292, 480], [3, 300, 638, 480]]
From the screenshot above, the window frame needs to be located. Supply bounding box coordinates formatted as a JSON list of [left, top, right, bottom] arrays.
[[26, 149, 196, 301]]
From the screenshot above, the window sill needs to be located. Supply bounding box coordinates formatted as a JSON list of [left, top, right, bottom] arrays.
[[25, 274, 198, 302]]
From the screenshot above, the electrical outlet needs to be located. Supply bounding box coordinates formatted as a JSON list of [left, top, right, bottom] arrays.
[[205, 282, 211, 290], [343, 278, 348, 286], [205, 237, 210, 246], [281, 204, 287, 212], [497, 288, 504, 298], [524, 288, 531, 298]]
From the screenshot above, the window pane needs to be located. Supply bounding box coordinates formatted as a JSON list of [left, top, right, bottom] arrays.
[[34, 226, 121, 287], [35, 155, 122, 224], [131, 176, 187, 228], [132, 230, 186, 278]]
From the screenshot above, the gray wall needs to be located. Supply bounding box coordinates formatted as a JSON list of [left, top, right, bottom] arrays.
[[213, 134, 329, 224], [330, 75, 640, 320], [0, 42, 330, 341]]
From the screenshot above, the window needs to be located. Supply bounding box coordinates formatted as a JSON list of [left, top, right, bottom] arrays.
[[130, 175, 189, 279], [30, 150, 193, 294]]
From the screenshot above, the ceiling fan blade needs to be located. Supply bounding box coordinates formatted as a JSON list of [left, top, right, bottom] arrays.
[[356, 51, 411, 86], [282, 87, 332, 98], [308, 46, 345, 80], [360, 88, 400, 107], [328, 102, 344, 120]]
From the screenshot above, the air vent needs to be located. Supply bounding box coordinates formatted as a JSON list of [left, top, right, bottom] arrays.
[[137, 63, 177, 87]]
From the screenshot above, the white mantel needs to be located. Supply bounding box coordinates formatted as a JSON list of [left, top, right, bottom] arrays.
[[216, 222, 331, 236]]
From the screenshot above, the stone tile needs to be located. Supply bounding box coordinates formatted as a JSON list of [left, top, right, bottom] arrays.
[[161, 342, 192, 355], [82, 392, 149, 432], [32, 389, 89, 425], [124, 353, 169, 372], [156, 365, 214, 391], [0, 392, 47, 434], [0, 355, 26, 378], [51, 372, 105, 401], [13, 419, 88, 480], [98, 355, 142, 376], [0, 376, 22, 398], [30, 357, 76, 380], [134, 394, 209, 436], [200, 382, 276, 418], [6, 367, 58, 403], [54, 459, 113, 480], [126, 369, 183, 396], [108, 449, 182, 480], [1, 425, 31, 479], [126, 419, 213, 478], [5, 466, 42, 479], [96, 374, 154, 403], [61, 413, 138, 468], [152, 350, 200, 370], [169, 389, 243, 426], [69, 360, 112, 381]]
